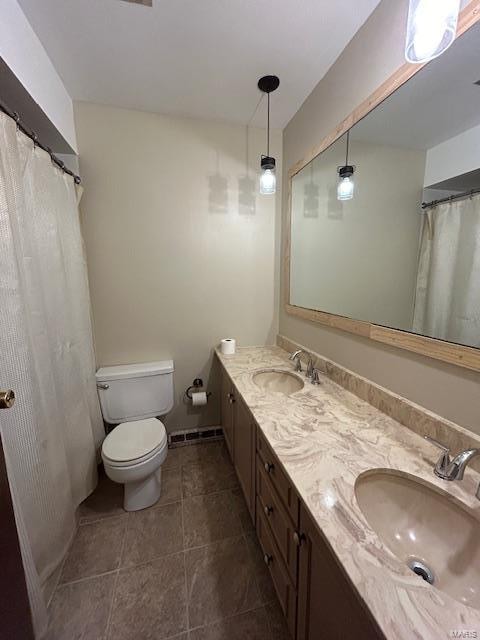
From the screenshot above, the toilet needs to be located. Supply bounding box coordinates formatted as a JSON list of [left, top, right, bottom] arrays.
[[96, 360, 174, 511]]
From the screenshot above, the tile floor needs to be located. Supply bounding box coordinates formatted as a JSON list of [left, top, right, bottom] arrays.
[[46, 440, 290, 640]]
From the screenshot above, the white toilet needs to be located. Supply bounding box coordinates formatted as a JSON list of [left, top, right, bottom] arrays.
[[96, 360, 174, 511]]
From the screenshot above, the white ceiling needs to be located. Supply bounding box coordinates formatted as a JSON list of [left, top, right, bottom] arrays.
[[17, 0, 381, 129]]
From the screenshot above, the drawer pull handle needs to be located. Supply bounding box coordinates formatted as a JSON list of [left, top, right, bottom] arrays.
[[293, 531, 305, 547], [227, 393, 235, 404], [264, 461, 274, 474], [263, 553, 273, 566], [264, 505, 273, 517]]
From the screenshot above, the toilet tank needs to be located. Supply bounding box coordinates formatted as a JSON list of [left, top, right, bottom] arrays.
[[96, 360, 174, 424]]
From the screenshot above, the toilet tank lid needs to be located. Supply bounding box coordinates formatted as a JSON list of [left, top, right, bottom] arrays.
[[96, 360, 174, 382]]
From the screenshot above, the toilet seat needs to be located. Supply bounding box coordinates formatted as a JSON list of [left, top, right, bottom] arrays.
[[102, 418, 167, 467]]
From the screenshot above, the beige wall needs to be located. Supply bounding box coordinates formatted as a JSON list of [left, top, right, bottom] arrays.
[[281, 0, 480, 434], [75, 102, 282, 432]]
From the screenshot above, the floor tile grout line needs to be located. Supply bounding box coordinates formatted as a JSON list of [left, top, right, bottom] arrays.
[[104, 516, 129, 639], [187, 602, 273, 634], [180, 485, 190, 634], [183, 532, 247, 555], [78, 512, 128, 526], [47, 535, 71, 607], [103, 568, 120, 640], [57, 567, 119, 588], [182, 485, 244, 502], [75, 513, 126, 528]]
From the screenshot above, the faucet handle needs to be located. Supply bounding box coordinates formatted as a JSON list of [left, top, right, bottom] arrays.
[[424, 435, 451, 476], [306, 356, 315, 379], [424, 435, 450, 452]]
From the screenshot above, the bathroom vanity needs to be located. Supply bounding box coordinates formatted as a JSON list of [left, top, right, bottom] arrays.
[[217, 344, 480, 640]]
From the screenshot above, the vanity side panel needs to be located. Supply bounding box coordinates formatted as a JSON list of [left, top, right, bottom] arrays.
[[220, 367, 234, 460], [233, 395, 255, 520], [297, 503, 385, 640]]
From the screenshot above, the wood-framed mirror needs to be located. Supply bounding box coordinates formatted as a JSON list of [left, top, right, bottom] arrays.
[[285, 2, 480, 372]]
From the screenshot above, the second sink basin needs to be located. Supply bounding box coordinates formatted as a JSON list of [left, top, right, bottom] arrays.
[[355, 469, 480, 610], [253, 369, 304, 395]]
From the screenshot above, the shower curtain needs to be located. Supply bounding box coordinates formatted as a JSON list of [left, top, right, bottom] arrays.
[[413, 194, 480, 347], [0, 113, 103, 637]]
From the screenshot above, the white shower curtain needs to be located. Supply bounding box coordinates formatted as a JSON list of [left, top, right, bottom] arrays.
[[413, 194, 480, 347], [0, 113, 103, 637]]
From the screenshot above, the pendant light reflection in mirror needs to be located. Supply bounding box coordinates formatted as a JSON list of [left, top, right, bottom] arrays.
[[258, 75, 280, 195], [337, 130, 355, 201], [405, 0, 460, 63]]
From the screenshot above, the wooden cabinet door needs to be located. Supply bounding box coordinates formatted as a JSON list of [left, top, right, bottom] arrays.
[[297, 504, 384, 640], [233, 395, 255, 519], [220, 368, 234, 461]]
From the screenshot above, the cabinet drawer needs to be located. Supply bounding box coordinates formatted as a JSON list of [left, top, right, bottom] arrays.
[[256, 498, 296, 639], [257, 457, 298, 584], [256, 430, 299, 526]]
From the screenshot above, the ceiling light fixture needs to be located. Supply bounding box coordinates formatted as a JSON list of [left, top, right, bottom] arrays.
[[337, 131, 355, 202], [258, 75, 280, 195], [405, 0, 460, 63]]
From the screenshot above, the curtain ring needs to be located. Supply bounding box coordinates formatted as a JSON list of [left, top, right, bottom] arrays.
[[32, 132, 38, 148], [13, 112, 20, 129]]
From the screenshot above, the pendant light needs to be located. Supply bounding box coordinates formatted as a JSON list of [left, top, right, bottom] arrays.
[[258, 75, 280, 195], [405, 0, 460, 63], [337, 130, 355, 201]]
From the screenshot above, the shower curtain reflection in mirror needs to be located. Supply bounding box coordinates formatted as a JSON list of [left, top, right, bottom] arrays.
[[413, 194, 480, 347], [0, 113, 103, 637]]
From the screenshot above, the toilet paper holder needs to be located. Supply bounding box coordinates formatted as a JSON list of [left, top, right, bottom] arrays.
[[185, 378, 212, 401]]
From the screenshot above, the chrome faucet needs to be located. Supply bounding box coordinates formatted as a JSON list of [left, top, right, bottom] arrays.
[[425, 436, 480, 499], [289, 349, 304, 372], [289, 350, 315, 377]]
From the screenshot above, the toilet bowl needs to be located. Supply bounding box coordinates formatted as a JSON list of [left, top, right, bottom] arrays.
[[96, 360, 174, 511], [101, 417, 168, 511]]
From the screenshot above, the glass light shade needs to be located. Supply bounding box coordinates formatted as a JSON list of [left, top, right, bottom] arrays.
[[260, 168, 276, 195], [405, 0, 460, 63], [337, 176, 354, 201]]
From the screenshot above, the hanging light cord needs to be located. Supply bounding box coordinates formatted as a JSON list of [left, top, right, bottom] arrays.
[[247, 93, 264, 127], [345, 130, 350, 165], [267, 92, 270, 157]]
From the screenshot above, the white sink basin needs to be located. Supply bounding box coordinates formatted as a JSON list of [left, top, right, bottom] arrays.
[[253, 369, 304, 395], [355, 469, 480, 610]]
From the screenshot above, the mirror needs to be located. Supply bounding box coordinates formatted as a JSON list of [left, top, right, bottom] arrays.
[[289, 21, 480, 351]]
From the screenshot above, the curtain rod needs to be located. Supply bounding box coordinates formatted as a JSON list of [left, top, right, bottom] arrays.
[[0, 100, 81, 184], [422, 187, 480, 209]]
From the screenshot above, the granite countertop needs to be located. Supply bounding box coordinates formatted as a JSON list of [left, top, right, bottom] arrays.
[[216, 345, 480, 640]]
